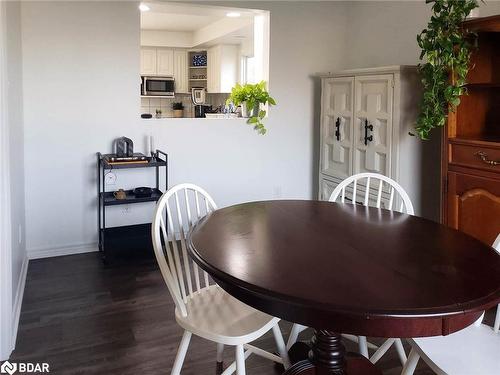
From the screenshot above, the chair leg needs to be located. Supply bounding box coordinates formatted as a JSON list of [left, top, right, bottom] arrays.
[[286, 323, 305, 350], [216, 343, 224, 373], [394, 338, 407, 366], [235, 344, 246, 375], [171, 330, 192, 375], [358, 335, 369, 358], [369, 338, 395, 364], [494, 303, 500, 333], [401, 348, 420, 375], [272, 323, 291, 369]]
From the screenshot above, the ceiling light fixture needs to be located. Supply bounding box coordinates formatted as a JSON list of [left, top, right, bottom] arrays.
[[226, 12, 241, 18], [139, 4, 150, 12]]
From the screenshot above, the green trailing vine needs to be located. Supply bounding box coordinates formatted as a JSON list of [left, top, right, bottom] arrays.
[[226, 81, 276, 135], [415, 0, 479, 140]]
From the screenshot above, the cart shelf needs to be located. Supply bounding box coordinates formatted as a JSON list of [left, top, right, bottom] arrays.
[[101, 188, 163, 206], [101, 153, 167, 170]]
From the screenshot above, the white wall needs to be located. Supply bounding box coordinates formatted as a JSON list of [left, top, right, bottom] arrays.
[[0, 0, 12, 361], [344, 1, 500, 69], [6, 0, 26, 310], [21, 1, 500, 258], [22, 1, 142, 256], [0, 0, 26, 359], [21, 1, 349, 257]]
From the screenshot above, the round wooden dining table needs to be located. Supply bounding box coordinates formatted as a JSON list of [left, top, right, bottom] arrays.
[[188, 200, 500, 374]]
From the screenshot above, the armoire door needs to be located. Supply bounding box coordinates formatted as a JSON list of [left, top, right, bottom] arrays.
[[320, 77, 354, 180], [447, 171, 500, 245], [353, 74, 393, 177]]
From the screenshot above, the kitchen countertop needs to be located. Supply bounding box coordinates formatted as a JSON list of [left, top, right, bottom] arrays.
[[141, 115, 243, 120]]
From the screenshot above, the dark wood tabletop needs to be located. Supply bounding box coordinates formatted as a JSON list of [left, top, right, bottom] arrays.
[[188, 200, 500, 374]]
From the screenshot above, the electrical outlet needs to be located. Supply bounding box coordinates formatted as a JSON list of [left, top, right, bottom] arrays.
[[105, 172, 116, 186], [18, 225, 22, 245], [273, 186, 282, 198]]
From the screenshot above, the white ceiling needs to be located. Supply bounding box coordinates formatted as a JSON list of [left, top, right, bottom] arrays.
[[197, 23, 254, 48], [141, 2, 255, 32]]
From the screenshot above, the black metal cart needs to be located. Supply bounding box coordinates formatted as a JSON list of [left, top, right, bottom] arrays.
[[97, 150, 168, 263]]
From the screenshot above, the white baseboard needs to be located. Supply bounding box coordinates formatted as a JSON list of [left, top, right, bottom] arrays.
[[28, 243, 98, 260], [11, 255, 28, 350]]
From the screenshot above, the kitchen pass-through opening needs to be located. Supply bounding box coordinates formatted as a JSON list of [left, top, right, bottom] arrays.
[[139, 1, 270, 119]]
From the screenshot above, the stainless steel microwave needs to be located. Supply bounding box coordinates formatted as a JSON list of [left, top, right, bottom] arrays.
[[141, 76, 175, 97]]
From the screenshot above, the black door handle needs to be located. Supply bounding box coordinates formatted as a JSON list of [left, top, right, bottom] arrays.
[[335, 117, 341, 141], [364, 119, 373, 146]]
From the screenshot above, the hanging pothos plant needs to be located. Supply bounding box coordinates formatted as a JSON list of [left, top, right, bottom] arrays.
[[415, 0, 479, 140], [226, 81, 276, 135]]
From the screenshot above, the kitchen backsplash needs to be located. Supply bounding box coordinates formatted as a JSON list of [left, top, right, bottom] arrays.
[[141, 93, 229, 118]]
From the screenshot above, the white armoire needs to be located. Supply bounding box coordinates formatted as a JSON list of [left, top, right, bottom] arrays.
[[318, 66, 440, 220]]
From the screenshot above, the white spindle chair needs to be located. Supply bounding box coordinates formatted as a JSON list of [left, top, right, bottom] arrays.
[[401, 233, 500, 375], [287, 173, 413, 366], [152, 183, 290, 375]]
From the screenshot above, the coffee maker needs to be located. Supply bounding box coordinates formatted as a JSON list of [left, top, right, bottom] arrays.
[[191, 87, 211, 118]]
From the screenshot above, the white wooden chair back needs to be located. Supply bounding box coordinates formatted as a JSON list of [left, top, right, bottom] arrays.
[[152, 183, 217, 317], [493, 234, 500, 253], [468, 234, 500, 328], [329, 173, 414, 215]]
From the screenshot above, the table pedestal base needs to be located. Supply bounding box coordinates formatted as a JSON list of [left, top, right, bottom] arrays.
[[284, 330, 381, 375]]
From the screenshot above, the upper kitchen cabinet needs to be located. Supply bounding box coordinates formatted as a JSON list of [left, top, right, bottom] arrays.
[[173, 50, 188, 93], [140, 48, 157, 76], [157, 48, 174, 76], [140, 47, 188, 93], [207, 45, 239, 93], [140, 47, 175, 76]]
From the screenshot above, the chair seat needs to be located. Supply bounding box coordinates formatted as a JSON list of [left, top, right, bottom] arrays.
[[410, 323, 500, 375], [175, 285, 279, 345]]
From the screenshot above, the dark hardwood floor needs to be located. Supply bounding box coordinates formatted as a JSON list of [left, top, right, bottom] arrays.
[[11, 252, 497, 374]]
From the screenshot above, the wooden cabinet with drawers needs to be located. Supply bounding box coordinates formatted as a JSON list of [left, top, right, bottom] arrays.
[[442, 15, 500, 245]]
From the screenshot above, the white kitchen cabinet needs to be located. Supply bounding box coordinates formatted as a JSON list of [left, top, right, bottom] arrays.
[[141, 47, 181, 76], [207, 45, 238, 93], [173, 50, 188, 93], [157, 48, 174, 76], [140, 48, 157, 76], [141, 47, 189, 93], [318, 66, 440, 219]]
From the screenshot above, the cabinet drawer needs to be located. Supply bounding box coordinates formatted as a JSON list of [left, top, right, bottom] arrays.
[[450, 140, 500, 173]]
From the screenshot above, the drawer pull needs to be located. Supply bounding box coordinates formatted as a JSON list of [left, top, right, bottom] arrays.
[[475, 151, 500, 166]]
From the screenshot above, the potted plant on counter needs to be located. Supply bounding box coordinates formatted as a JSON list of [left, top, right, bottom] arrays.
[[172, 102, 185, 118], [226, 81, 276, 135]]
